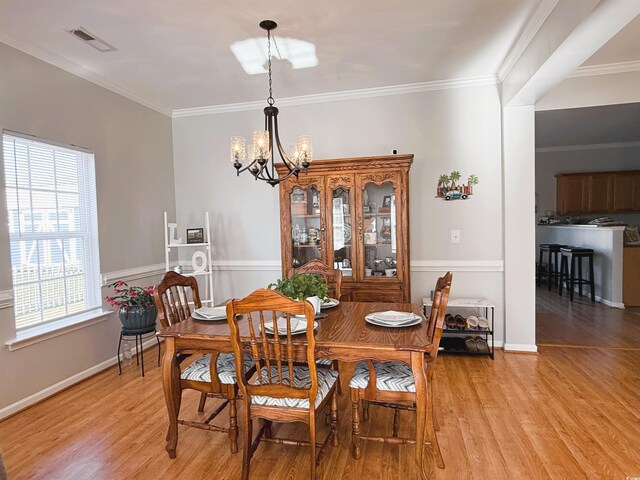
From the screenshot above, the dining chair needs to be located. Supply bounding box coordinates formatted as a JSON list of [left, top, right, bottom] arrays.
[[290, 259, 343, 301], [290, 260, 343, 391], [153, 271, 252, 455], [348, 272, 453, 468], [226, 288, 339, 480]]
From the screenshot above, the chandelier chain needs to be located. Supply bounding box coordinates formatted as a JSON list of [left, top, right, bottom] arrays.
[[267, 29, 274, 106]]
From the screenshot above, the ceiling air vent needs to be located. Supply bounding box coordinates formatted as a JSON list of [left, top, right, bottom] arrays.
[[64, 27, 117, 52]]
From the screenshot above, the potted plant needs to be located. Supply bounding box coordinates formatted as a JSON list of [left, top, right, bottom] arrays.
[[105, 280, 157, 331], [268, 273, 329, 314]]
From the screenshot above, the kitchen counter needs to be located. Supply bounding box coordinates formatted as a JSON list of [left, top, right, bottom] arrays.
[[536, 225, 624, 307]]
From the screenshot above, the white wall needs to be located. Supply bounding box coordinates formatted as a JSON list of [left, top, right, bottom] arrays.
[[536, 145, 640, 226], [172, 85, 506, 343], [0, 42, 175, 412]]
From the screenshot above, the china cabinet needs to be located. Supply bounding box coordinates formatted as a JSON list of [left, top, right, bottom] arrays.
[[276, 154, 412, 302]]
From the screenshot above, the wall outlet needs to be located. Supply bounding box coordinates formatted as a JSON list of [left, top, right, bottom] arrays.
[[451, 229, 461, 244]]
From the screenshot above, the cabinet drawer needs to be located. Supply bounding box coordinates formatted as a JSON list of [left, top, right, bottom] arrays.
[[351, 288, 404, 303]]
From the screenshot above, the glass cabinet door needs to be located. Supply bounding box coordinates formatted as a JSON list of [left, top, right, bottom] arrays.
[[331, 186, 353, 277], [290, 184, 323, 269], [361, 181, 397, 279]]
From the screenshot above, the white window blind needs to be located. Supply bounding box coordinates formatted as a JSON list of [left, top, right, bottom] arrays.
[[3, 131, 101, 330]]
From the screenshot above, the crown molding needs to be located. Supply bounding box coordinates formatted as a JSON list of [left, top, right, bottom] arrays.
[[569, 60, 640, 78], [497, 0, 559, 81], [0, 34, 173, 117], [171, 75, 499, 118], [536, 140, 640, 153]]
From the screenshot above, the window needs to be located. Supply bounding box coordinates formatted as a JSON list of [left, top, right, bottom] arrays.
[[3, 131, 101, 330]]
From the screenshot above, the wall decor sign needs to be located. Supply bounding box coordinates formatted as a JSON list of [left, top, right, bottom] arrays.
[[186, 228, 205, 244], [436, 171, 479, 201]]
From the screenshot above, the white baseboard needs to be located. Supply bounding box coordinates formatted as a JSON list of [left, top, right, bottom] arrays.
[[0, 336, 161, 421], [503, 343, 538, 353], [595, 296, 625, 309]]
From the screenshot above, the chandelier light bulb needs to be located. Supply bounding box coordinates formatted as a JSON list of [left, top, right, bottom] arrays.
[[289, 144, 301, 166], [297, 135, 313, 166], [253, 130, 270, 162], [229, 136, 246, 165]]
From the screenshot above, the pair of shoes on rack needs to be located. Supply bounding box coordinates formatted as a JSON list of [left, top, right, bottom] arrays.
[[464, 336, 489, 353], [465, 315, 489, 331], [445, 314, 467, 330]]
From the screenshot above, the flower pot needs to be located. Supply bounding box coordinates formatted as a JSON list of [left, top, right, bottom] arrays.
[[305, 296, 322, 315], [118, 305, 157, 331]]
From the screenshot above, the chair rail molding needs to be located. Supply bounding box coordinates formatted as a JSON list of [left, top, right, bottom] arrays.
[[410, 260, 504, 272], [101, 263, 167, 285], [179, 259, 504, 273], [0, 290, 14, 309]]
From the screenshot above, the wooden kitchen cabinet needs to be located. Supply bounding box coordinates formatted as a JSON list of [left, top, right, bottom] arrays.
[[556, 170, 640, 215], [276, 154, 412, 302], [613, 172, 640, 212]]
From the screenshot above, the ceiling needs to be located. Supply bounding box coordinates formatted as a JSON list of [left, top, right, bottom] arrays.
[[535, 102, 640, 148], [583, 13, 640, 66], [0, 0, 544, 112]]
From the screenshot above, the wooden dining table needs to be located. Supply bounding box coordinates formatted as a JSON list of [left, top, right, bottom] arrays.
[[159, 300, 438, 479]]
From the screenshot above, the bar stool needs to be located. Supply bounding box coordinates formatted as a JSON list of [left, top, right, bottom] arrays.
[[558, 247, 595, 302], [537, 244, 568, 289], [117, 325, 161, 377]]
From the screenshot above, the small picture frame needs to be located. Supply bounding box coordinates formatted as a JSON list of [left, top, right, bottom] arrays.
[[382, 195, 392, 208], [186, 228, 204, 244]]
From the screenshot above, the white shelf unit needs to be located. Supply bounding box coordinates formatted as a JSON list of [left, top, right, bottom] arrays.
[[164, 211, 214, 305]]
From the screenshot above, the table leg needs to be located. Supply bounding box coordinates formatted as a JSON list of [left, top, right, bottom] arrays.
[[162, 337, 181, 458], [411, 351, 431, 480]]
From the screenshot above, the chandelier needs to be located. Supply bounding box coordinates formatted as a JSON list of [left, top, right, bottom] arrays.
[[230, 20, 313, 187]]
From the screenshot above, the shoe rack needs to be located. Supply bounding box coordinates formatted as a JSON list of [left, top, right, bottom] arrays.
[[422, 297, 495, 359]]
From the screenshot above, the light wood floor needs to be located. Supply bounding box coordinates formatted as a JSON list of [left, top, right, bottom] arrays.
[[2, 295, 640, 479], [536, 285, 640, 347]]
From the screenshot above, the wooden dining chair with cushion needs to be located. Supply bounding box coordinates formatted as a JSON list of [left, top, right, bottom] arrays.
[[290, 260, 343, 389], [348, 272, 452, 469], [226, 288, 339, 480], [153, 271, 253, 455]]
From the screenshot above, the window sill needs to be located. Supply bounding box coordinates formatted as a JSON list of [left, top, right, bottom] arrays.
[[5, 309, 115, 351]]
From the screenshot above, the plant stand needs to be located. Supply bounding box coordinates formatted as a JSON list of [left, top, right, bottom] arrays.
[[117, 326, 161, 377]]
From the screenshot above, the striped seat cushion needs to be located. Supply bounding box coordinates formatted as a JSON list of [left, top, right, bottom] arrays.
[[316, 358, 333, 366], [349, 360, 415, 393], [180, 353, 253, 385], [251, 366, 338, 409]]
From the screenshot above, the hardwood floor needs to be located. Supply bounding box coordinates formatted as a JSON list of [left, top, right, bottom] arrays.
[[536, 285, 640, 348], [1, 340, 640, 480]]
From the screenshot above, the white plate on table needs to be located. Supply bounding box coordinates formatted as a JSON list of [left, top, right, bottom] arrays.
[[321, 298, 340, 309], [365, 311, 422, 328], [262, 317, 318, 336], [192, 306, 227, 321]]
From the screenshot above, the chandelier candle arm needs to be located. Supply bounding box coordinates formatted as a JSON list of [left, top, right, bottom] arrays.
[[229, 19, 313, 187]]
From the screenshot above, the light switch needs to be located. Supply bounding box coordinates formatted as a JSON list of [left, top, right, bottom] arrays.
[[451, 229, 461, 244]]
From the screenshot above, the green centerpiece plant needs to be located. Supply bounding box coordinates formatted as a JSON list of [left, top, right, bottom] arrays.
[[268, 273, 329, 314], [268, 274, 329, 301]]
